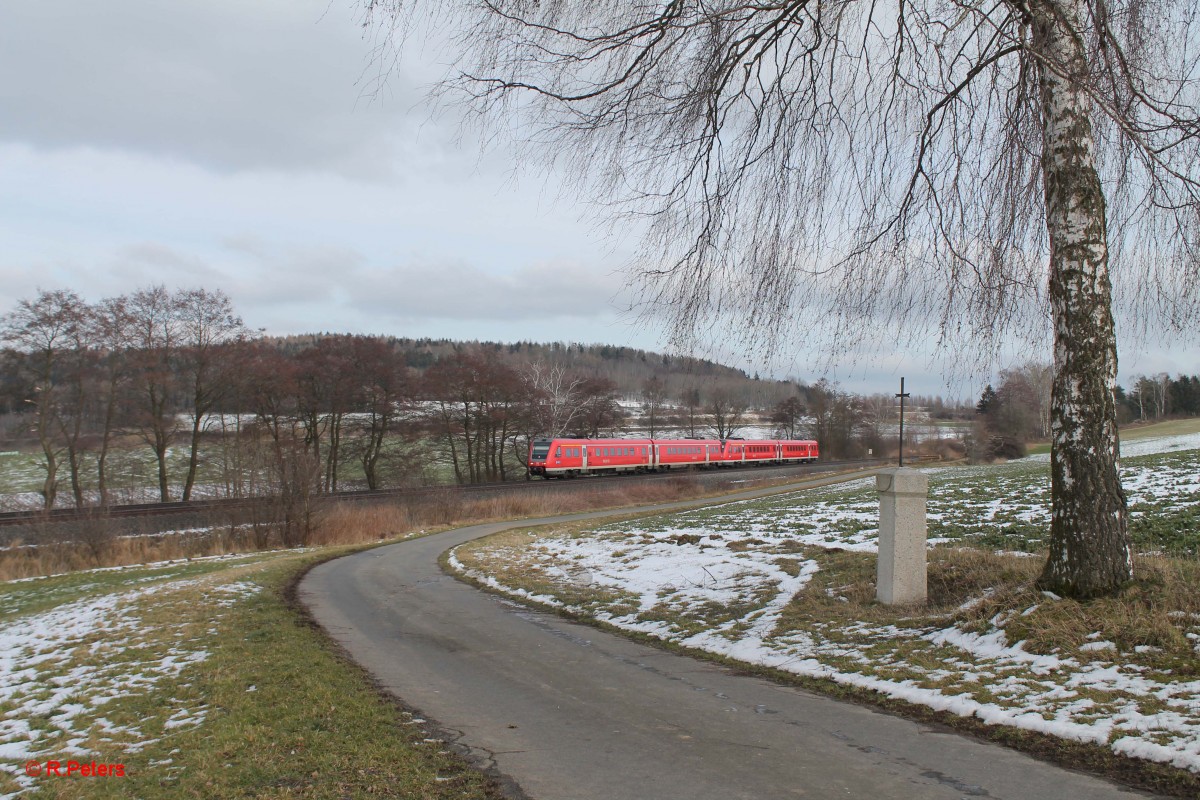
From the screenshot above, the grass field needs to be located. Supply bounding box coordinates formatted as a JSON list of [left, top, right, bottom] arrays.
[[451, 435, 1200, 794], [0, 550, 506, 799], [1025, 416, 1200, 455], [5, 426, 1198, 797]]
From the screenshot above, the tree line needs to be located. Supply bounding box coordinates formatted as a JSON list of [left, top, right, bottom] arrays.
[[974, 363, 1199, 459], [1, 287, 974, 510], [1119, 374, 1200, 422]]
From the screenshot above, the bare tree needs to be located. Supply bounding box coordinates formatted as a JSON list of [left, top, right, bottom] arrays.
[[423, 350, 524, 483], [1154, 372, 1172, 419], [127, 286, 183, 502], [51, 302, 94, 508], [678, 386, 703, 437], [771, 395, 807, 439], [175, 288, 252, 501], [91, 296, 135, 506], [294, 337, 358, 494], [859, 395, 894, 456], [522, 361, 591, 437], [576, 376, 625, 438], [640, 375, 669, 437], [706, 387, 748, 439], [1007, 362, 1054, 440], [0, 290, 87, 509], [349, 337, 410, 490], [363, 0, 1200, 596]]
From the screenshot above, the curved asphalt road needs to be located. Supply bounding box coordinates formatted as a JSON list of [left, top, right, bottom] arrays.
[[299, 475, 1157, 800]]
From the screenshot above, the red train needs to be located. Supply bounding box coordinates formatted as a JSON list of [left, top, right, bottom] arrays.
[[527, 437, 819, 478]]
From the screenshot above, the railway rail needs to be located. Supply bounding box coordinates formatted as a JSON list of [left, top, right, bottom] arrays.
[[0, 457, 893, 532]]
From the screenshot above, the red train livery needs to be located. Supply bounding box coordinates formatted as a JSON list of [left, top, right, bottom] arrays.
[[527, 437, 819, 478]]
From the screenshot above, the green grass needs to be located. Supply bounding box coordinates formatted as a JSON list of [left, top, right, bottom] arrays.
[[1, 550, 504, 799], [1025, 418, 1200, 455], [0, 436, 502, 503], [1123, 418, 1200, 440], [0, 553, 273, 618]]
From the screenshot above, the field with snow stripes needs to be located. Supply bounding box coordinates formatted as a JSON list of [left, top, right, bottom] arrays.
[[0, 555, 272, 798], [0, 550, 500, 799], [452, 433, 1200, 777]]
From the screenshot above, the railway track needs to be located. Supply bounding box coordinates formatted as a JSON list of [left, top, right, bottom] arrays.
[[0, 458, 890, 535]]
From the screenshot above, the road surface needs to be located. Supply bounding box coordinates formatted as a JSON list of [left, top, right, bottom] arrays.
[[299, 476, 1156, 800]]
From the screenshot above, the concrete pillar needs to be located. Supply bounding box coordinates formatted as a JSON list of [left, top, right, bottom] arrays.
[[876, 467, 929, 605]]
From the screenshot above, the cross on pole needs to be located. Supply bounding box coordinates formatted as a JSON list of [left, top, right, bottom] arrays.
[[896, 377, 911, 467]]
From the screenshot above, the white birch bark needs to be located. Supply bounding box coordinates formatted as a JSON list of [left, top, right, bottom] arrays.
[[1031, 0, 1133, 596]]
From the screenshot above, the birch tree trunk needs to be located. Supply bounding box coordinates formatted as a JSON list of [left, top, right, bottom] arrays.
[[1031, 0, 1133, 597]]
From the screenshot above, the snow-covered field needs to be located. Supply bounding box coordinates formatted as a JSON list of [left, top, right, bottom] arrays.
[[0, 557, 270, 798], [452, 434, 1200, 773]]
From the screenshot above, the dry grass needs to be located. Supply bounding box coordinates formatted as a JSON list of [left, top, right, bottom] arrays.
[[0, 525, 259, 582], [0, 472, 787, 581], [773, 547, 1043, 633], [774, 546, 1200, 675], [310, 475, 740, 548]]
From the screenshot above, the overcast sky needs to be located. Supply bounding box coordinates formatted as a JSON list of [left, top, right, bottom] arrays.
[[1, 1, 1193, 400]]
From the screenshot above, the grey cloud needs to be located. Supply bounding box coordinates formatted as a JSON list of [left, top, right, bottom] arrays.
[[345, 259, 631, 321], [0, 0, 434, 178], [221, 240, 368, 306]]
